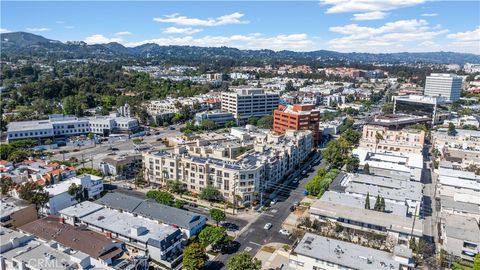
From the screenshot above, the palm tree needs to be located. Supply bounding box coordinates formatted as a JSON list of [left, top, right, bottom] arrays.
[[374, 132, 384, 153]]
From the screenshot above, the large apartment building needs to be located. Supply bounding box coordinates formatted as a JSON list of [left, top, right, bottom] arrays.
[[143, 130, 312, 205], [359, 125, 426, 154], [424, 73, 462, 101], [221, 88, 279, 120], [273, 104, 321, 146]]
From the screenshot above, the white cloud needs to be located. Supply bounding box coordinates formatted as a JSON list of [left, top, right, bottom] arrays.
[[114, 31, 132, 36], [153, 12, 248, 26], [352, 11, 388, 20], [328, 19, 449, 52], [421, 13, 438, 17], [163, 27, 203, 34], [320, 0, 425, 13], [447, 26, 480, 42], [0, 28, 12, 33], [125, 33, 314, 51], [447, 26, 480, 54], [84, 34, 123, 44], [26, 27, 51, 32]]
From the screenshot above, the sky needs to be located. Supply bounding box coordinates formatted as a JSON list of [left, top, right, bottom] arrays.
[[1, 0, 479, 54]]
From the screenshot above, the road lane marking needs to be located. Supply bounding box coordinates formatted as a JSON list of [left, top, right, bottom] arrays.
[[249, 241, 262, 247], [263, 213, 275, 217]]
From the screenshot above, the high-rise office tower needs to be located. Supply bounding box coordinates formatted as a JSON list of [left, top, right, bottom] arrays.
[[424, 73, 462, 101]]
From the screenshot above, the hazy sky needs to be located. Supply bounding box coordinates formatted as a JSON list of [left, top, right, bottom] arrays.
[[1, 1, 479, 53]]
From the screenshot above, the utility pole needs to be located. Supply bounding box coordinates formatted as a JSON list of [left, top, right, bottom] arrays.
[[232, 179, 237, 215]]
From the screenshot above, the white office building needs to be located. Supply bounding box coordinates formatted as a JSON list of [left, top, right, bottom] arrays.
[[6, 113, 139, 142], [424, 73, 462, 101], [221, 88, 279, 120]]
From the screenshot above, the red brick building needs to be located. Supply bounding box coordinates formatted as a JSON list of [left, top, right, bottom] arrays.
[[273, 104, 321, 145]]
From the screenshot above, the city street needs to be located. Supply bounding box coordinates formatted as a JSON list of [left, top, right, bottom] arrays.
[[211, 157, 326, 269]]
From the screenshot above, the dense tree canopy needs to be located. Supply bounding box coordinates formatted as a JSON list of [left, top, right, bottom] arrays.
[[227, 252, 262, 270], [182, 243, 207, 270]]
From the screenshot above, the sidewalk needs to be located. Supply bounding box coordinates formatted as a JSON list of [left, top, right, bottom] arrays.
[[282, 196, 315, 230], [254, 243, 290, 270]]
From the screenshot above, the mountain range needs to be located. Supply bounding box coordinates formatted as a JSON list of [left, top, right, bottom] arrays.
[[1, 32, 479, 65]]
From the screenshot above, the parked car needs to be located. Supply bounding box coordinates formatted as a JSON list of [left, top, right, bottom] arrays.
[[270, 199, 277, 206], [292, 177, 299, 184], [279, 229, 291, 236], [289, 205, 296, 212], [302, 170, 307, 175], [264, 223, 272, 230]]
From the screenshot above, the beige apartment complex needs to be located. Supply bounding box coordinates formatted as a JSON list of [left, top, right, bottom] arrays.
[[143, 130, 312, 205], [359, 125, 426, 154]]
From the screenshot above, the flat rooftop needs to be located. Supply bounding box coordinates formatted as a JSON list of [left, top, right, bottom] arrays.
[[79, 207, 180, 245], [58, 201, 104, 218], [7, 120, 53, 132], [11, 241, 89, 268], [0, 197, 33, 218], [320, 191, 408, 217], [310, 200, 423, 236], [440, 196, 480, 216], [444, 214, 480, 243], [353, 147, 423, 170], [345, 180, 423, 203], [394, 95, 448, 104], [293, 233, 404, 269]]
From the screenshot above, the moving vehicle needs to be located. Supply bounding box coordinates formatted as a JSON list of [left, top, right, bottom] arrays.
[[264, 223, 272, 230], [270, 198, 277, 206]]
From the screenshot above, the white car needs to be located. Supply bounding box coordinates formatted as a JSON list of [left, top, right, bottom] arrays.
[[264, 223, 272, 230], [270, 199, 277, 206], [279, 229, 291, 236]]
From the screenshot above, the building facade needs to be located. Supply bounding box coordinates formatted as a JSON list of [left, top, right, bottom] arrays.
[[7, 114, 139, 142], [221, 88, 279, 120], [273, 104, 321, 146], [194, 111, 235, 127], [359, 125, 426, 154], [424, 73, 462, 101], [41, 174, 104, 215], [143, 130, 312, 205], [393, 95, 450, 125]]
